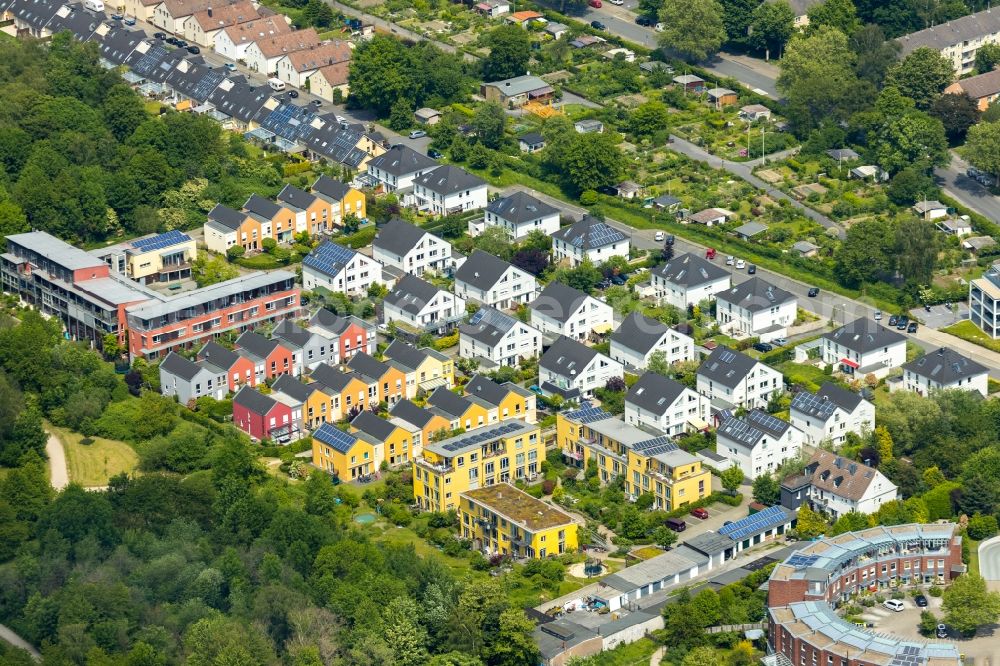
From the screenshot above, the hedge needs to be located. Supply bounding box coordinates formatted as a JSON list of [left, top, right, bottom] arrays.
[[663, 491, 743, 520], [335, 226, 378, 249]]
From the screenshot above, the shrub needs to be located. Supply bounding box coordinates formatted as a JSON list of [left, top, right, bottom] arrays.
[[80, 437, 94, 446], [928, 585, 943, 597], [542, 479, 556, 495], [891, 590, 905, 600]]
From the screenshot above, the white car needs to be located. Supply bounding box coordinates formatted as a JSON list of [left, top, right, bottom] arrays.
[[610, 0, 624, 5], [725, 255, 734, 266], [874, 310, 882, 321], [883, 599, 904, 612], [654, 22, 664, 31], [654, 231, 665, 241], [736, 259, 746, 269]]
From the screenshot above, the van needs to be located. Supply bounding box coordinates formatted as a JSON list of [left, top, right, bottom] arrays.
[[83, 0, 105, 11], [666, 518, 687, 532], [267, 77, 286, 91], [883, 599, 904, 612]]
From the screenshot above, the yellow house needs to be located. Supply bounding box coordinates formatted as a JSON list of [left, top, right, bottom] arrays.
[[101, 230, 198, 286], [272, 375, 334, 430], [426, 386, 494, 430], [464, 374, 537, 424], [412, 420, 542, 513], [384, 340, 455, 398], [351, 410, 413, 468], [389, 399, 451, 461], [460, 483, 578, 559], [310, 363, 373, 419], [557, 406, 711, 511], [348, 352, 407, 405], [312, 422, 378, 481], [307, 62, 350, 104], [311, 175, 366, 228]]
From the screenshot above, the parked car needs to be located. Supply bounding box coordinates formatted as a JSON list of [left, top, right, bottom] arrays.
[[772, 338, 787, 347], [654, 231, 664, 242], [224, 62, 237, 72], [187, 45, 200, 54], [427, 148, 443, 159], [165, 36, 179, 45], [690, 507, 709, 519], [914, 595, 928, 608], [725, 255, 734, 266], [588, 0, 602, 7], [908, 321, 918, 333], [874, 310, 882, 321], [611, 274, 627, 286], [747, 264, 756, 274], [111, 13, 123, 19], [286, 90, 298, 98], [896, 316, 909, 330], [736, 259, 746, 269], [753, 342, 774, 352], [888, 314, 899, 327], [590, 20, 606, 29], [610, 0, 624, 5], [409, 129, 427, 139], [635, 15, 654, 25], [174, 39, 187, 47], [723, 520, 733, 526], [808, 287, 819, 297], [705, 248, 716, 260], [665, 234, 675, 245], [883, 599, 905, 612], [311, 99, 322, 106], [936, 624, 948, 638], [153, 32, 166, 39], [666, 518, 687, 532], [123, 15, 135, 24]]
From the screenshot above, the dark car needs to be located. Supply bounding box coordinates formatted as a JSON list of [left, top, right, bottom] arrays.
[[591, 20, 606, 30], [153, 31, 166, 39], [665, 234, 675, 245], [311, 98, 322, 106], [888, 315, 899, 327], [611, 274, 627, 286], [907, 321, 918, 333], [111, 13, 123, 19], [427, 148, 443, 159], [635, 15, 654, 26], [747, 264, 757, 274], [166, 36, 179, 45], [753, 342, 774, 353], [287, 90, 299, 98], [915, 594, 928, 608], [896, 316, 909, 330], [187, 45, 200, 54], [175, 39, 188, 47], [807, 287, 819, 297]]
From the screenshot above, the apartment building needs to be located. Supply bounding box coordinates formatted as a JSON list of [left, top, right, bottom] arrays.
[[90, 230, 197, 286], [459, 484, 578, 559], [969, 262, 1000, 339]]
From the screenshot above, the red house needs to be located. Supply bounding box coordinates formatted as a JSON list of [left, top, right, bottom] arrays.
[[235, 330, 295, 381], [198, 341, 257, 391], [308, 309, 376, 361], [232, 386, 297, 442]]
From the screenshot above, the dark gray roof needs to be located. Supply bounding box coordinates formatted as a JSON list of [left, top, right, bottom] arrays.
[[823, 318, 905, 354], [816, 383, 864, 412], [611, 311, 669, 356], [530, 281, 589, 324], [899, 7, 1000, 54], [519, 132, 545, 145], [272, 318, 312, 349], [311, 174, 351, 202], [390, 399, 437, 429], [539, 336, 599, 377], [685, 531, 736, 556], [383, 340, 429, 372], [233, 385, 277, 413], [717, 277, 795, 312], [347, 352, 390, 382], [653, 194, 681, 207], [385, 274, 442, 315], [368, 144, 438, 177], [207, 203, 247, 230], [460, 306, 521, 345], [413, 165, 485, 196], [272, 374, 314, 402], [373, 217, 435, 257], [309, 308, 360, 336], [533, 619, 598, 662], [697, 346, 758, 388], [485, 190, 559, 226], [161, 351, 203, 382], [311, 362, 360, 392], [654, 253, 730, 288], [625, 372, 688, 416], [244, 193, 282, 221], [551, 215, 627, 251], [454, 250, 516, 290], [351, 410, 399, 441], [427, 386, 473, 418], [464, 374, 509, 407], [199, 341, 241, 370], [236, 330, 282, 361], [277, 183, 316, 212], [903, 347, 987, 384], [826, 148, 860, 161], [718, 409, 790, 446]]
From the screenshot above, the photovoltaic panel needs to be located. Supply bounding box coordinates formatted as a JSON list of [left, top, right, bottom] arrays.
[[790, 391, 837, 419], [787, 554, 819, 569], [314, 422, 357, 454], [303, 241, 356, 276], [190, 69, 225, 102], [564, 405, 611, 424], [719, 505, 787, 541], [131, 44, 169, 76], [131, 230, 191, 252]]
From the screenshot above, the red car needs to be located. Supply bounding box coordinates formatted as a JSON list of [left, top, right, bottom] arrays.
[[589, 0, 602, 7], [690, 507, 709, 520]]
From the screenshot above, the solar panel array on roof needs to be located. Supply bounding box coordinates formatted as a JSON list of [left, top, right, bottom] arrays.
[[790, 391, 837, 420], [634, 436, 678, 457], [787, 553, 819, 569], [189, 68, 226, 101], [303, 241, 355, 276], [314, 422, 358, 454], [719, 505, 788, 541], [747, 409, 788, 435], [440, 421, 523, 452], [564, 405, 611, 424], [131, 44, 170, 77], [131, 229, 191, 253]]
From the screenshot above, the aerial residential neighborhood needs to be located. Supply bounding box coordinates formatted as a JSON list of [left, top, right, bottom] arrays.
[[4, 0, 1000, 663]]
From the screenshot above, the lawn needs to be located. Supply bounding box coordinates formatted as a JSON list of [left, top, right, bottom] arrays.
[[47, 423, 138, 487], [940, 320, 1000, 353], [776, 360, 834, 392], [632, 546, 664, 560], [567, 638, 659, 666], [967, 537, 980, 576]]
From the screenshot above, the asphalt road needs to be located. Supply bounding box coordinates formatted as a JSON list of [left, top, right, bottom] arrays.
[[936, 153, 1000, 223]]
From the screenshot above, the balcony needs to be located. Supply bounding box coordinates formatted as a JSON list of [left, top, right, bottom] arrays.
[[415, 458, 451, 475]]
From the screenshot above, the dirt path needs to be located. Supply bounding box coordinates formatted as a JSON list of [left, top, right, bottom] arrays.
[[45, 428, 68, 491], [0, 623, 41, 662]]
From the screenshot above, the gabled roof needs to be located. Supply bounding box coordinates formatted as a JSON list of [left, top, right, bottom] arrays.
[[272, 318, 313, 349], [220, 15, 290, 45], [383, 340, 430, 372], [898, 6, 1000, 54], [625, 372, 688, 416], [530, 281, 590, 324], [653, 253, 729, 288], [283, 40, 351, 72], [314, 61, 349, 87], [384, 274, 443, 316], [235, 330, 284, 361], [311, 174, 352, 203], [308, 308, 366, 337], [716, 277, 795, 312], [717, 409, 790, 447], [390, 399, 439, 429], [485, 190, 559, 225], [199, 340, 242, 370], [697, 346, 758, 389], [413, 165, 485, 196], [233, 385, 277, 414], [161, 351, 204, 382], [271, 374, 316, 402], [373, 217, 438, 257], [252, 27, 319, 58], [539, 336, 599, 377], [243, 193, 283, 221], [313, 422, 359, 453], [789, 449, 886, 502], [822, 318, 905, 354], [464, 374, 511, 407], [426, 386, 474, 419], [952, 67, 1000, 99], [368, 144, 438, 177], [276, 183, 316, 211], [551, 215, 627, 251], [207, 203, 249, 231], [903, 347, 987, 384], [790, 382, 864, 422], [454, 250, 518, 291], [611, 311, 670, 356], [351, 410, 400, 441], [459, 306, 523, 346], [519, 132, 545, 146], [188, 1, 258, 32], [310, 362, 364, 392], [346, 352, 390, 382]]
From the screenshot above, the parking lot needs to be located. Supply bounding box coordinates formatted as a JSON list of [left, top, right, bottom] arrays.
[[909, 303, 970, 330]]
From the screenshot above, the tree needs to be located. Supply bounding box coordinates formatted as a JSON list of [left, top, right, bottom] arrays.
[[555, 260, 603, 293], [544, 132, 626, 194], [964, 121, 1000, 185], [885, 47, 954, 109], [870, 107, 948, 175], [958, 474, 998, 516], [930, 93, 980, 144], [967, 513, 999, 541], [830, 511, 872, 535], [874, 425, 894, 464], [388, 97, 413, 132], [894, 218, 939, 285], [850, 24, 900, 87], [887, 167, 937, 205], [382, 597, 428, 666], [721, 466, 744, 493], [748, 0, 795, 59], [511, 248, 549, 276], [647, 351, 670, 376], [942, 573, 1000, 635], [653, 525, 678, 550], [630, 100, 671, 138], [302, 0, 335, 27], [752, 474, 779, 505], [719, 0, 758, 44], [471, 102, 506, 149], [806, 0, 860, 35], [796, 504, 828, 539], [191, 254, 238, 287], [657, 0, 726, 62], [482, 26, 530, 82], [975, 42, 1000, 74], [474, 227, 513, 259], [483, 608, 538, 666], [834, 217, 893, 286], [919, 610, 939, 636], [682, 647, 723, 665]]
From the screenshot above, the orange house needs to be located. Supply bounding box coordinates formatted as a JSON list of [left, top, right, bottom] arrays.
[[244, 193, 297, 244], [272, 374, 334, 429], [310, 362, 373, 419], [204, 204, 263, 253], [389, 399, 452, 450], [278, 184, 333, 236], [347, 352, 407, 405], [312, 175, 367, 227]]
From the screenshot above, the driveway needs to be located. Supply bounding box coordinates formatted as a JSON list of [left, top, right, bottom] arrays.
[[45, 428, 68, 491]]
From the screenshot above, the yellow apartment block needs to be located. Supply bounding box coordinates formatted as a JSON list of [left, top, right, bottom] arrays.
[[412, 420, 543, 513], [459, 483, 578, 559], [556, 406, 712, 511]]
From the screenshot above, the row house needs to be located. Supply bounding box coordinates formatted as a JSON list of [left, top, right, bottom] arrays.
[[213, 15, 290, 61], [179, 0, 260, 47], [243, 27, 318, 75], [275, 39, 351, 89], [232, 384, 300, 442], [159, 351, 228, 404], [383, 339, 454, 397], [234, 330, 294, 382], [307, 308, 376, 360]]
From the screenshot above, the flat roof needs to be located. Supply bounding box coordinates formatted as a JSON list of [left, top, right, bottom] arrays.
[[463, 483, 575, 532], [126, 270, 295, 318], [424, 419, 537, 457], [7, 231, 107, 271]]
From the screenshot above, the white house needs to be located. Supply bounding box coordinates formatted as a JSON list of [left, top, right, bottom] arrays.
[[781, 450, 897, 519], [697, 346, 782, 410], [459, 306, 543, 367], [382, 274, 466, 333], [482, 190, 560, 241], [789, 382, 875, 446], [715, 277, 797, 342], [652, 253, 731, 310], [372, 217, 452, 276], [821, 318, 907, 379], [214, 16, 290, 61], [529, 281, 614, 341], [179, 1, 259, 47], [160, 351, 228, 404], [412, 165, 488, 216], [624, 371, 708, 436], [897, 347, 989, 396], [913, 200, 949, 220], [609, 311, 694, 370], [538, 336, 624, 399], [550, 215, 630, 267], [243, 28, 319, 75], [453, 250, 537, 310], [366, 144, 439, 200], [716, 409, 802, 480], [302, 241, 382, 297]]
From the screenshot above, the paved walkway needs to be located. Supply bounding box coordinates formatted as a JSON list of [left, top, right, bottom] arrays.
[[649, 646, 664, 666], [45, 428, 68, 491], [0, 624, 41, 662]]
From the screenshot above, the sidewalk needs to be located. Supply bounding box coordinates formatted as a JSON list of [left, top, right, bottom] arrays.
[[0, 624, 41, 662], [45, 427, 68, 491]]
